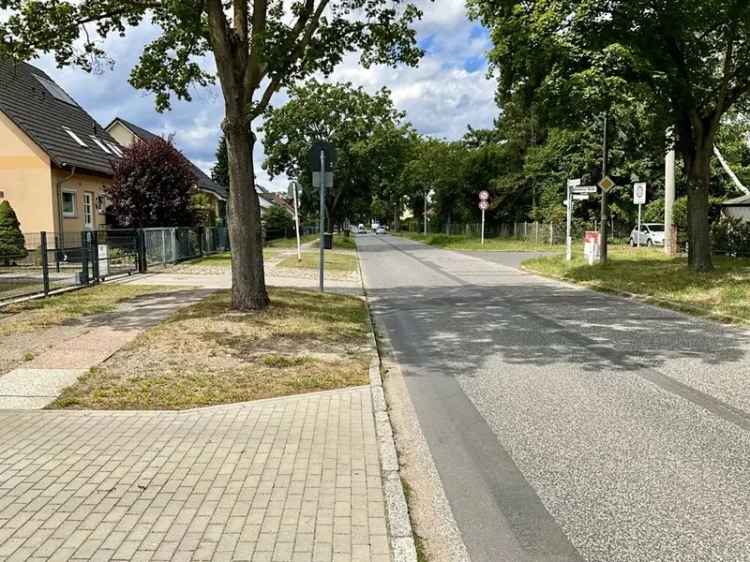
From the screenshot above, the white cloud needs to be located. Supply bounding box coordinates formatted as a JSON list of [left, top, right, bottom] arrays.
[[31, 2, 497, 192]]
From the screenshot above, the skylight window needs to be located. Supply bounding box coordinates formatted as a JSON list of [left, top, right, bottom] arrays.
[[63, 127, 88, 148], [33, 74, 78, 106], [90, 136, 111, 154], [106, 142, 124, 157]]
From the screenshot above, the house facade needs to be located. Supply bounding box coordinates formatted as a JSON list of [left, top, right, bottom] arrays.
[[105, 118, 229, 224], [721, 194, 750, 221], [0, 59, 121, 247]]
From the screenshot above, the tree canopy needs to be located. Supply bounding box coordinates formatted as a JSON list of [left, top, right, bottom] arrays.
[[0, 0, 425, 308], [262, 80, 413, 227], [468, 0, 750, 270]]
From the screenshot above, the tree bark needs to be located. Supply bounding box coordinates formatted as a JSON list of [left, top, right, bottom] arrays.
[[685, 145, 714, 271], [225, 118, 270, 310]]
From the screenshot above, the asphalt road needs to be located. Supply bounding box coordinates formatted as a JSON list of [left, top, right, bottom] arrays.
[[358, 234, 750, 562]]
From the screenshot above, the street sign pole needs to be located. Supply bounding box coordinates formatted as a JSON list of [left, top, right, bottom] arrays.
[[481, 208, 485, 245], [600, 112, 609, 264], [566, 185, 573, 261], [290, 181, 302, 262], [319, 150, 326, 293], [637, 202, 642, 248]]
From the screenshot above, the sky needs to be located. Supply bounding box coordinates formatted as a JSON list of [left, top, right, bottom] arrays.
[[34, 0, 499, 192]]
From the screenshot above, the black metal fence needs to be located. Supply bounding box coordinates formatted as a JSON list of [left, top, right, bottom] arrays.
[[1, 226, 230, 304]]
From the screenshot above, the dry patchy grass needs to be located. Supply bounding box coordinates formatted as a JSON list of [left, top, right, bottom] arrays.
[[50, 288, 371, 410], [0, 283, 172, 337], [276, 251, 358, 272]]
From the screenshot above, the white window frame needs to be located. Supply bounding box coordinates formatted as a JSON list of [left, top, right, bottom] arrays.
[[90, 136, 111, 154], [83, 192, 94, 229], [62, 190, 77, 218], [63, 127, 88, 148], [106, 142, 123, 157]]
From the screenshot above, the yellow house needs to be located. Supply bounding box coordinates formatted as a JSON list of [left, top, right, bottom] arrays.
[[0, 59, 123, 248], [105, 117, 229, 224]]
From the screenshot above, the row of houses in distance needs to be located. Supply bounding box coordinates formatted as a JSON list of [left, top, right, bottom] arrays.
[[0, 58, 289, 247]]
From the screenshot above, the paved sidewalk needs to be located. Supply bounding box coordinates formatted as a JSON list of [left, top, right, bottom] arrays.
[[0, 386, 390, 561], [0, 289, 213, 409]]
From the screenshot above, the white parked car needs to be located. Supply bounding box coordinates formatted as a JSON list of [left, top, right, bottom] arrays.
[[629, 223, 665, 246], [375, 226, 386, 235]]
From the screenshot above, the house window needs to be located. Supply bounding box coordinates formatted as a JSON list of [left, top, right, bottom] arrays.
[[90, 136, 112, 154], [63, 127, 88, 148], [62, 191, 76, 218]]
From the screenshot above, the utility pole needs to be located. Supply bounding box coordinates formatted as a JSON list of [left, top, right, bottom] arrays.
[[664, 131, 676, 256], [600, 112, 609, 264]]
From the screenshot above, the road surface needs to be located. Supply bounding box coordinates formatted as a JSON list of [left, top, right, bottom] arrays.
[[358, 234, 750, 562]]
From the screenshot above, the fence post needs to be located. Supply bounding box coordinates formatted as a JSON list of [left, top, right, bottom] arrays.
[[161, 229, 167, 266], [80, 231, 90, 286], [137, 230, 147, 274], [549, 224, 554, 245], [91, 231, 100, 283], [171, 228, 177, 263], [40, 232, 50, 296]]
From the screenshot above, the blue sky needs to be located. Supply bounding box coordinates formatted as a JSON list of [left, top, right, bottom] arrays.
[[34, 0, 498, 191]]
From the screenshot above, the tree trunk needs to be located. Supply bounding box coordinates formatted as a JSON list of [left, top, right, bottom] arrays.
[[225, 119, 269, 310], [685, 143, 714, 272]]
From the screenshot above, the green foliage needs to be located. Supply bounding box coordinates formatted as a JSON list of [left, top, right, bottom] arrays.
[[211, 135, 229, 190], [262, 80, 413, 226], [263, 206, 295, 240], [192, 193, 217, 227], [0, 200, 27, 263]]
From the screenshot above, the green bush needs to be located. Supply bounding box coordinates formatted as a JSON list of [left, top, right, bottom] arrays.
[[0, 200, 27, 265], [712, 217, 750, 257]]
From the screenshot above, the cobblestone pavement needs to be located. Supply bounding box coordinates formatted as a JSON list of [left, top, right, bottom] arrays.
[[0, 386, 390, 562]]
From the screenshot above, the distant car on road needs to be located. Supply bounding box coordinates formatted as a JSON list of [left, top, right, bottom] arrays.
[[629, 223, 665, 247], [375, 226, 386, 235]]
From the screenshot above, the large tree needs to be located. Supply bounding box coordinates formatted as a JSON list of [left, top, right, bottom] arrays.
[[261, 80, 410, 227], [469, 0, 750, 271], [0, 0, 423, 308]]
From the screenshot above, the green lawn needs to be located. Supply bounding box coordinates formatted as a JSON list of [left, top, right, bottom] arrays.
[[523, 247, 750, 323], [394, 232, 563, 252], [276, 251, 358, 272]]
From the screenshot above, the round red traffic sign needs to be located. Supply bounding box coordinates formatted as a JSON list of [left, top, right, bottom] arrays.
[[479, 200, 489, 211], [479, 190, 490, 201]]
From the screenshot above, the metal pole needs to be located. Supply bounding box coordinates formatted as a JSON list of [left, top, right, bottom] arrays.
[[292, 182, 302, 262], [665, 135, 676, 255], [319, 151, 326, 293], [637, 204, 642, 248], [481, 209, 485, 245], [566, 184, 573, 261], [40, 231, 50, 296], [423, 191, 428, 236], [600, 112, 609, 264]]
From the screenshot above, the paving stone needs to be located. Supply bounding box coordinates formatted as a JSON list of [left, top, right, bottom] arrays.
[[0, 387, 391, 561]]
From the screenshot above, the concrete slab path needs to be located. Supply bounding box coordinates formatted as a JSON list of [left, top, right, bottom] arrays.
[[0, 386, 391, 562]]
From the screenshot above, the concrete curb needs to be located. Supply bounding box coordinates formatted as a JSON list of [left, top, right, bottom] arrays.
[[358, 246, 418, 562]]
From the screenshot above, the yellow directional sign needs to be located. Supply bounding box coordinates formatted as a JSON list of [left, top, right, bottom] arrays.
[[598, 175, 615, 192]]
